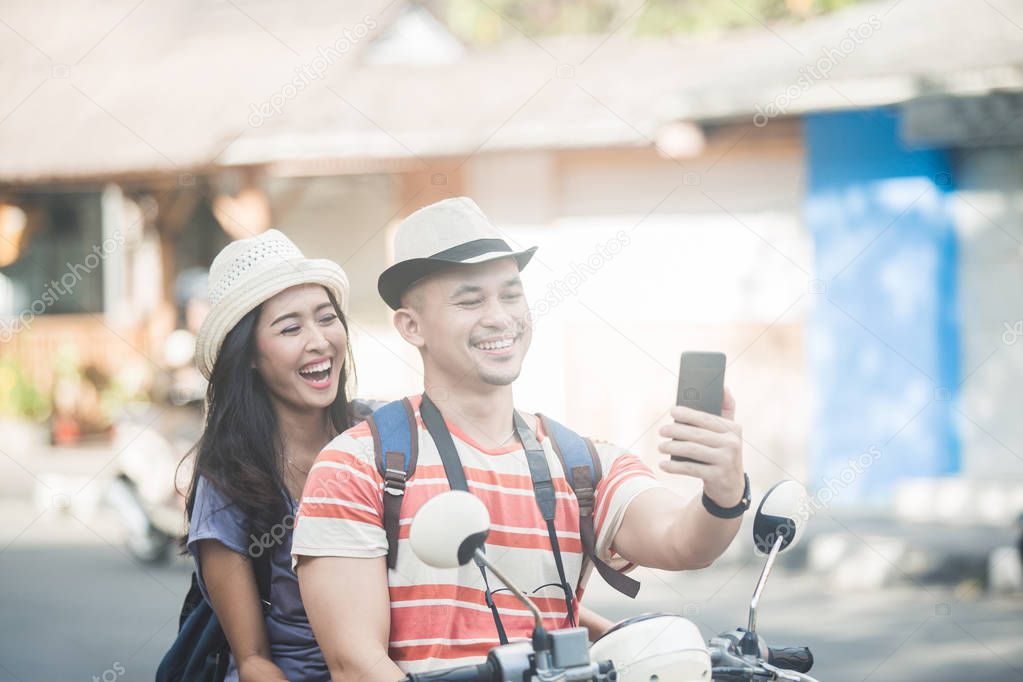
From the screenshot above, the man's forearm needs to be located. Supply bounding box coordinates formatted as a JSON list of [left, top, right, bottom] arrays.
[[614, 488, 741, 570], [665, 493, 742, 569]]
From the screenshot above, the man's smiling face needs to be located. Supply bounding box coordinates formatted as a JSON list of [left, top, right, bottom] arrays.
[[402, 257, 531, 389]]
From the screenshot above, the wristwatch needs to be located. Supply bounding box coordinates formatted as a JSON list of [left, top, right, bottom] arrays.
[[702, 473, 751, 519]]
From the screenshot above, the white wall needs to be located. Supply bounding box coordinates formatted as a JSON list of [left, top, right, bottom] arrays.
[[950, 147, 1023, 482], [464, 140, 813, 495]]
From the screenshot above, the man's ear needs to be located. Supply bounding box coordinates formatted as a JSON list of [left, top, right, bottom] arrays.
[[392, 307, 426, 348]]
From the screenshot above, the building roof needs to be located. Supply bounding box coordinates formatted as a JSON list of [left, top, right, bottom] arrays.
[[1, 0, 1021, 183], [0, 0, 397, 183]]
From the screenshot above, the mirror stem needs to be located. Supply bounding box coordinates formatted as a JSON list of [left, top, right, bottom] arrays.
[[747, 534, 784, 636]]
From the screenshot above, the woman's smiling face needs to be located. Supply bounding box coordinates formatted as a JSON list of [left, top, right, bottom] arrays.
[[252, 283, 347, 412]]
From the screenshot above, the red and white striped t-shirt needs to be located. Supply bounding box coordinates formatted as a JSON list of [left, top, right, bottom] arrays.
[[293, 395, 660, 673]]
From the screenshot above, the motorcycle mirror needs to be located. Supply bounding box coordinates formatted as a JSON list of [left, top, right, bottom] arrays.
[[752, 480, 808, 555], [409, 491, 490, 569]]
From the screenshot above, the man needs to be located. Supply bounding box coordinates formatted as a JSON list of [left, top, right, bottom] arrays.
[[293, 197, 749, 682]]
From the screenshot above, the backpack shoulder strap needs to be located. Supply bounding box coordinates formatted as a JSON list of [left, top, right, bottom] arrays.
[[254, 545, 273, 611], [366, 398, 419, 569], [537, 413, 641, 599], [537, 413, 603, 491]]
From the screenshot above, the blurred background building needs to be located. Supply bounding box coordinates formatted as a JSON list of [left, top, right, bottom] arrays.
[[1, 0, 1021, 522]]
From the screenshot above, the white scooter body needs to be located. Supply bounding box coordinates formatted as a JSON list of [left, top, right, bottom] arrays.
[[589, 615, 711, 682]]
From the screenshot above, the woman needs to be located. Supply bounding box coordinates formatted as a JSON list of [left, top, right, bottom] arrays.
[[183, 229, 614, 682], [184, 229, 362, 681]]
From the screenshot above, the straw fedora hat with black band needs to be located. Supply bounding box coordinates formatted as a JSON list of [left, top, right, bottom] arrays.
[[195, 229, 350, 380], [377, 197, 537, 310]]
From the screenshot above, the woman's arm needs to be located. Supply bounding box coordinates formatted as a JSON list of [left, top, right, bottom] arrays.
[[197, 540, 288, 682], [578, 605, 615, 641]]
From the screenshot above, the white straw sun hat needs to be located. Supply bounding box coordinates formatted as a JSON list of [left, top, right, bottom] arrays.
[[377, 197, 537, 309], [195, 229, 350, 380]]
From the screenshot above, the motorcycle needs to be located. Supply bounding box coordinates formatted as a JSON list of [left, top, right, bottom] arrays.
[[404, 480, 817, 682], [106, 269, 210, 564], [104, 329, 206, 564]]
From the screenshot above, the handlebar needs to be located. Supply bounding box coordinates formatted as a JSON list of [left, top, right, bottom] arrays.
[[406, 662, 494, 682], [405, 639, 812, 682], [767, 646, 814, 674], [711, 637, 816, 681]]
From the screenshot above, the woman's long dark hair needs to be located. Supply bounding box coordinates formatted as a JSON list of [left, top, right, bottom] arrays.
[[183, 289, 354, 538]]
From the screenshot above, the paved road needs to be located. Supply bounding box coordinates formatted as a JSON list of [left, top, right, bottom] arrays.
[[587, 562, 1023, 681], [0, 500, 189, 682], [0, 426, 1020, 682], [1, 497, 1021, 682]]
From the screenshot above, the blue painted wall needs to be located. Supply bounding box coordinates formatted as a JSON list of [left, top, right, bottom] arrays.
[[804, 108, 960, 506]]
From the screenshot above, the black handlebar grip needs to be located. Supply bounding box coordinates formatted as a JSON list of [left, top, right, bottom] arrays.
[[767, 646, 814, 673], [406, 662, 493, 682]]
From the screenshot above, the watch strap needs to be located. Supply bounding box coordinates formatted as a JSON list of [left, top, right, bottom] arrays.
[[702, 473, 751, 519]]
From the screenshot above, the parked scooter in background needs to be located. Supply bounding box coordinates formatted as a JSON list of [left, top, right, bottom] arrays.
[[105, 268, 208, 564], [106, 390, 201, 563]]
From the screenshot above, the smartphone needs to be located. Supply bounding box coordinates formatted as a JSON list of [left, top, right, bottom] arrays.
[[672, 351, 727, 462]]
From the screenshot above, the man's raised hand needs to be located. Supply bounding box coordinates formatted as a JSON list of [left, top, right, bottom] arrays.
[[657, 386, 745, 507]]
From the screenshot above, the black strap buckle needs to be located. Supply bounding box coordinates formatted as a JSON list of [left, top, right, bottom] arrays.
[[383, 466, 407, 496]]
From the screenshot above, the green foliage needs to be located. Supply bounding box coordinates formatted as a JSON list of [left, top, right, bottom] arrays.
[[634, 0, 867, 36], [438, 0, 869, 43], [0, 358, 50, 420]]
